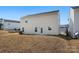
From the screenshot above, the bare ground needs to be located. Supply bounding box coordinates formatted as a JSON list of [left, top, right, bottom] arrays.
[[0, 30, 79, 53]]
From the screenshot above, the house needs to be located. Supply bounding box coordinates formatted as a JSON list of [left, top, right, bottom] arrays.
[[0, 18, 20, 30], [20, 10, 60, 35], [69, 6, 79, 38]]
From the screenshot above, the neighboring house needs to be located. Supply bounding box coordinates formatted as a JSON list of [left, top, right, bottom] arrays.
[[0, 18, 20, 30], [0, 19, 3, 30], [60, 24, 69, 35], [20, 10, 60, 35], [69, 6, 79, 38]]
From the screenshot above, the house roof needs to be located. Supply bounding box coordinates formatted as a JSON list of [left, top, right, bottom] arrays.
[[21, 10, 59, 19], [4, 19, 20, 23], [0, 18, 20, 23], [60, 24, 69, 28], [71, 6, 79, 9]]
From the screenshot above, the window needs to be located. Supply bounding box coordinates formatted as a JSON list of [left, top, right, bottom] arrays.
[[35, 27, 37, 32], [25, 20, 28, 23], [8, 23, 10, 25], [48, 27, 52, 30], [22, 27, 24, 32], [41, 28, 43, 33]]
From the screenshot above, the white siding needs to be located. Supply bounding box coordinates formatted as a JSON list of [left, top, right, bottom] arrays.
[[0, 19, 20, 30], [3, 22, 20, 30], [74, 9, 79, 37], [20, 11, 59, 35], [69, 7, 79, 38], [69, 8, 74, 37]]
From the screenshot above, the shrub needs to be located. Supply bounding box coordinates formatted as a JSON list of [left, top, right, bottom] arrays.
[[19, 31, 23, 35]]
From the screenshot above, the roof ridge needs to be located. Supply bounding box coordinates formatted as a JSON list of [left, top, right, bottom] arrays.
[[21, 10, 59, 19]]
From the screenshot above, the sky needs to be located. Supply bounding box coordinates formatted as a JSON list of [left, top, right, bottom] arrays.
[[0, 6, 71, 25]]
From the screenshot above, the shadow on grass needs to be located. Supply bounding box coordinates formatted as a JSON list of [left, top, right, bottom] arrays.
[[19, 33, 78, 40], [57, 35, 74, 40]]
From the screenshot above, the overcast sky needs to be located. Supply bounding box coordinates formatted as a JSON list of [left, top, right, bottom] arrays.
[[0, 6, 71, 25]]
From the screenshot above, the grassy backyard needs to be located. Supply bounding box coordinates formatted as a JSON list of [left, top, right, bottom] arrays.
[[0, 30, 79, 53]]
